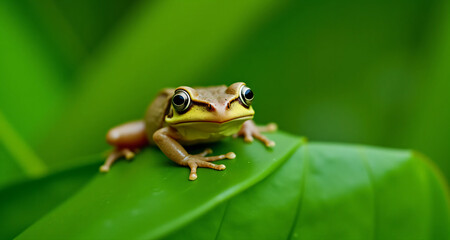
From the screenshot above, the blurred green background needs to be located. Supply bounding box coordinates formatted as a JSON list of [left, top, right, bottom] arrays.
[[0, 0, 449, 188]]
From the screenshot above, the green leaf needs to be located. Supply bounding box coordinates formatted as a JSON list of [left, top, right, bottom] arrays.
[[12, 132, 449, 239], [165, 139, 308, 240], [0, 163, 97, 240], [17, 132, 302, 239], [167, 143, 449, 240]]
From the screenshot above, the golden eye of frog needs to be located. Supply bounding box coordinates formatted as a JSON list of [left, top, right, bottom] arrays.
[[100, 82, 277, 180]]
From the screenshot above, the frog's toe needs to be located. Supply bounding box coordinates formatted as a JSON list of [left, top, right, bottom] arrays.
[[99, 165, 110, 172], [202, 152, 234, 162], [258, 123, 278, 132], [123, 149, 135, 160], [197, 161, 226, 170], [266, 140, 276, 147], [189, 172, 198, 181], [225, 152, 236, 159], [244, 134, 254, 143], [100, 148, 140, 173], [186, 158, 226, 181], [252, 131, 275, 148]]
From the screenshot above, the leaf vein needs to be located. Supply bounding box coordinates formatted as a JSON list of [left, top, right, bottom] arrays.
[[214, 200, 231, 240], [286, 144, 310, 239]]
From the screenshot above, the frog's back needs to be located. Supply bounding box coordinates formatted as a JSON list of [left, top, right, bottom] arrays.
[[145, 88, 174, 145]]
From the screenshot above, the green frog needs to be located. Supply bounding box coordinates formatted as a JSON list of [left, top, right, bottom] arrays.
[[100, 82, 277, 180]]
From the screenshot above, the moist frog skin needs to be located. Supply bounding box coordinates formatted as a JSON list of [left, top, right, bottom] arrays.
[[100, 82, 277, 180]]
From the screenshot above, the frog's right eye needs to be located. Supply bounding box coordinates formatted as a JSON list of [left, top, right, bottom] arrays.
[[172, 89, 191, 113]]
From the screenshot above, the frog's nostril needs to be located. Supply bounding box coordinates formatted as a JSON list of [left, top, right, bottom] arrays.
[[207, 104, 215, 112]]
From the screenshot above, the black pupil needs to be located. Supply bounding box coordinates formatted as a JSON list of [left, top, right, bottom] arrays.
[[173, 94, 185, 105], [244, 89, 253, 100]]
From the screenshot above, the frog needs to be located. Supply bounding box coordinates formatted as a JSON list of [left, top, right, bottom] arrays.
[[100, 82, 277, 180]]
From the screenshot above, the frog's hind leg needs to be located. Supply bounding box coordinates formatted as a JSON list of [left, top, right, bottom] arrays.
[[100, 148, 135, 172], [234, 120, 277, 147], [100, 120, 148, 172]]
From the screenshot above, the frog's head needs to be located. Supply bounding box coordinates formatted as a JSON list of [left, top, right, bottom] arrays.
[[165, 82, 254, 130]]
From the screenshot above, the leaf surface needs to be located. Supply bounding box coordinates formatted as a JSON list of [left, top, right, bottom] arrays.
[[0, 163, 97, 239], [167, 143, 449, 240], [17, 132, 302, 239], [6, 132, 448, 239]]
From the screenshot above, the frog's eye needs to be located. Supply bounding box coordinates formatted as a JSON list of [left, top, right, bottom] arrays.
[[172, 89, 191, 113], [239, 85, 254, 107]]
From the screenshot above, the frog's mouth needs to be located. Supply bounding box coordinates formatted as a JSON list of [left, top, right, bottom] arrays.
[[169, 115, 253, 139], [171, 115, 254, 126]]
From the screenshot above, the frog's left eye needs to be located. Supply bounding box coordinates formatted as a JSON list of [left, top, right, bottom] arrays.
[[172, 89, 191, 113], [239, 85, 254, 107]]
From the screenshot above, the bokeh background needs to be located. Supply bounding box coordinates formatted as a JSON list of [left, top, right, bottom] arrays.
[[0, 0, 449, 188]]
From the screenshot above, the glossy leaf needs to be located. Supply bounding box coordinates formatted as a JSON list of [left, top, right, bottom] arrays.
[[0, 164, 97, 239], [168, 143, 449, 240], [13, 132, 449, 239], [165, 141, 308, 240], [17, 132, 302, 239]]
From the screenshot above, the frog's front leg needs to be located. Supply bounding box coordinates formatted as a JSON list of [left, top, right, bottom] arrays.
[[153, 127, 236, 180], [234, 120, 277, 147]]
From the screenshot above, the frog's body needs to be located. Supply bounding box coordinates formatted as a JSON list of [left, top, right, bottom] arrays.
[[101, 82, 276, 180]]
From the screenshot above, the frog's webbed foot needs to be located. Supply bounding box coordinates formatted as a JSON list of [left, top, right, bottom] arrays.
[[100, 148, 138, 172], [234, 120, 277, 147], [183, 149, 236, 181]]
